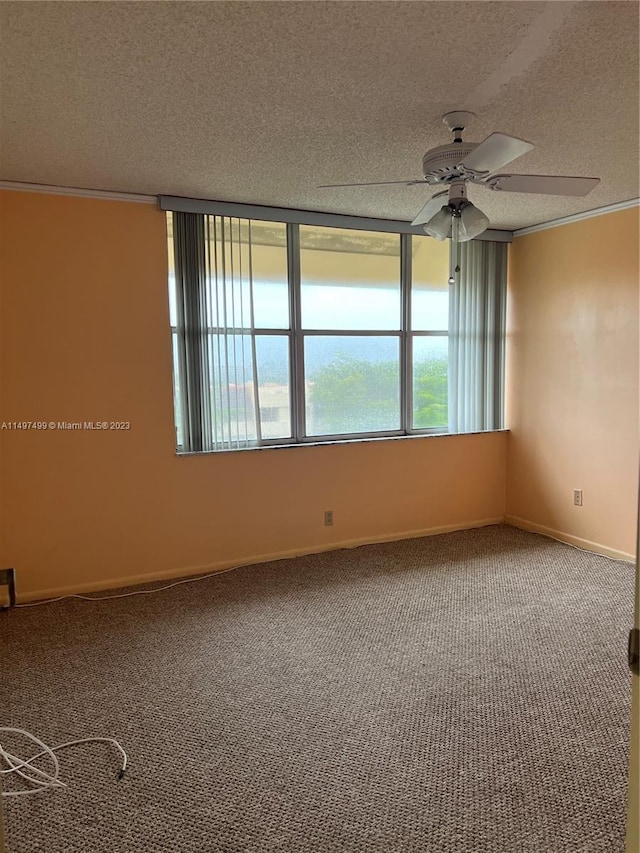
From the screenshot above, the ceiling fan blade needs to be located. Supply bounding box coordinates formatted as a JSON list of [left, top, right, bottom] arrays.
[[410, 191, 449, 227], [486, 174, 600, 196], [317, 179, 429, 188], [461, 132, 534, 175]]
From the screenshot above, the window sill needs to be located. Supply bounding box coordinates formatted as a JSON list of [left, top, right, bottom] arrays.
[[174, 428, 509, 457]]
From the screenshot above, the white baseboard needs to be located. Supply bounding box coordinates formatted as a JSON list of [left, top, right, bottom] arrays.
[[505, 515, 635, 563], [16, 516, 504, 603]]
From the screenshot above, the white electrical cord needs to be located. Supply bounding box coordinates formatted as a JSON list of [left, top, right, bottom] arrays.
[[0, 727, 127, 797], [14, 564, 243, 608]]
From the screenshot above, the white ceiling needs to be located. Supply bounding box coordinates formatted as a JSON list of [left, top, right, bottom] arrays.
[[1, 1, 638, 231]]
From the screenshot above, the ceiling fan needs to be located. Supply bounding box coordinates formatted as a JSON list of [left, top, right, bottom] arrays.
[[319, 111, 600, 242]]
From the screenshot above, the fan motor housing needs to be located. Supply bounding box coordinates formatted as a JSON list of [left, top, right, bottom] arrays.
[[422, 142, 478, 183]]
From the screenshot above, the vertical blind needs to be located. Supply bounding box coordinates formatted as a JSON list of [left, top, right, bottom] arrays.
[[448, 240, 507, 433], [173, 213, 262, 452]]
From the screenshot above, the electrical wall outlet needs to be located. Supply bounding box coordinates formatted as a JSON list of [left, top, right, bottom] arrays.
[[573, 489, 583, 507], [324, 510, 334, 526]]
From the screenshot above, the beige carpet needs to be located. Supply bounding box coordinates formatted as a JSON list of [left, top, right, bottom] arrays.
[[0, 525, 634, 852]]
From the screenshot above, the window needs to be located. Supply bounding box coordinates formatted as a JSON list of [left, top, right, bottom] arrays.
[[299, 225, 402, 438], [166, 205, 506, 453]]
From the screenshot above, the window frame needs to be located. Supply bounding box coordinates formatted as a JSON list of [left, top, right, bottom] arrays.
[[163, 198, 511, 453]]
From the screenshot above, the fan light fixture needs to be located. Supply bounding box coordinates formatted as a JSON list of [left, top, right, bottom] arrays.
[[423, 200, 489, 242], [422, 182, 489, 284]]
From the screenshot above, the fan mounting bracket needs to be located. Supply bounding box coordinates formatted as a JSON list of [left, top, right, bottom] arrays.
[[442, 111, 476, 134]]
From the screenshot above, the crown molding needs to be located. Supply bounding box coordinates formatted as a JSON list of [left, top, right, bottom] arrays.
[[4, 180, 634, 239], [0, 180, 156, 204], [514, 197, 640, 237]]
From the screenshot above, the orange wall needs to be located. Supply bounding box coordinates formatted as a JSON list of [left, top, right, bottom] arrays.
[[506, 207, 639, 559], [0, 190, 507, 600]]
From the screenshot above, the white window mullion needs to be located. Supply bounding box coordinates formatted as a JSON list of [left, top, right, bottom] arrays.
[[400, 233, 411, 433], [287, 223, 304, 442]]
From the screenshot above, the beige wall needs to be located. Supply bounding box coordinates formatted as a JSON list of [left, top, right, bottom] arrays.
[[506, 207, 639, 559], [0, 190, 506, 601]]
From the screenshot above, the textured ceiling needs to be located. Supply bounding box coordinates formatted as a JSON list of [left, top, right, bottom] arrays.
[[1, 1, 638, 231]]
